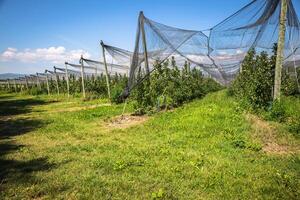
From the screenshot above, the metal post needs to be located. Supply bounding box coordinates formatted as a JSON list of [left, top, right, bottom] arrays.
[[274, 0, 287, 101], [100, 41, 111, 101], [65, 62, 70, 98], [80, 55, 86, 98]]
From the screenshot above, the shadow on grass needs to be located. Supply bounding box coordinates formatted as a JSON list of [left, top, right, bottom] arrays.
[[0, 98, 49, 117], [0, 95, 61, 196], [0, 118, 46, 139], [0, 156, 57, 184], [0, 95, 50, 139], [0, 117, 54, 192], [0, 95, 13, 100], [0, 140, 70, 197]]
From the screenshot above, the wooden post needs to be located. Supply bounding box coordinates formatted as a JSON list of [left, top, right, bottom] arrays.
[[33, 75, 38, 87], [65, 62, 70, 98], [95, 62, 98, 75], [7, 79, 10, 89], [25, 76, 29, 90], [274, 0, 287, 101], [80, 55, 86, 98], [54, 67, 60, 95], [140, 11, 150, 75], [20, 80, 23, 92], [100, 41, 111, 101], [45, 71, 50, 95], [187, 62, 191, 73], [13, 79, 17, 92], [36, 73, 41, 90], [291, 50, 300, 93]]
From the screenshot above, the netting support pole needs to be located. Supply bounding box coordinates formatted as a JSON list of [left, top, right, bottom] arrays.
[[100, 41, 111, 102], [36, 73, 41, 90], [46, 75, 50, 95], [95, 62, 98, 75], [20, 80, 23, 92], [140, 11, 150, 76], [65, 62, 70, 98], [80, 55, 86, 99], [13, 79, 17, 92], [45, 74, 50, 96], [274, 0, 287, 101], [54, 67, 60, 95], [25, 76, 28, 90], [293, 64, 300, 93], [290, 44, 300, 93], [34, 76, 38, 87], [7, 79, 10, 89]]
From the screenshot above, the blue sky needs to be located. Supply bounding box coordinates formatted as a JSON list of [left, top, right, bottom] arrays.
[[0, 0, 253, 74]]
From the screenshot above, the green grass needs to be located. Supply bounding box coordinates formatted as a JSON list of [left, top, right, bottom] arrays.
[[0, 91, 299, 199]]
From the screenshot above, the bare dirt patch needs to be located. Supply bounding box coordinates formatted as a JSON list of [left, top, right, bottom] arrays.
[[106, 114, 149, 129], [246, 114, 298, 155]]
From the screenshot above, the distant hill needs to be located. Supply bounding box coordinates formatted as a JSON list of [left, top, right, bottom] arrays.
[[0, 73, 26, 80]]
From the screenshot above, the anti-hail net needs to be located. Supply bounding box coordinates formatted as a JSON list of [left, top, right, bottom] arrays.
[[126, 0, 300, 96], [102, 44, 133, 67], [65, 62, 98, 78], [65, 56, 129, 77], [80, 43, 131, 76], [45, 70, 67, 80], [82, 58, 129, 75], [54, 67, 82, 77]]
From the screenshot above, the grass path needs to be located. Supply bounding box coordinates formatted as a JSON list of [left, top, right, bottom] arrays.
[[0, 91, 299, 199]]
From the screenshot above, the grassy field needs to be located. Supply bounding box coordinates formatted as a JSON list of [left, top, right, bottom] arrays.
[[0, 91, 299, 199]]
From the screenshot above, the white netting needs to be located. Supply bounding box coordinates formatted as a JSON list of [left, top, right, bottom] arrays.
[[124, 0, 300, 96]]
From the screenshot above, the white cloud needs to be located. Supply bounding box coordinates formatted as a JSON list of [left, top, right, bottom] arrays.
[[0, 46, 91, 64]]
